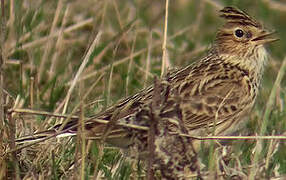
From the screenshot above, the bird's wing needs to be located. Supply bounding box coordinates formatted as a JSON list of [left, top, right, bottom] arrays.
[[82, 65, 196, 127], [176, 74, 252, 135]]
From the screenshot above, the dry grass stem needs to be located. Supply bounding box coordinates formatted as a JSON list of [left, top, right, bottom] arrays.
[[249, 57, 286, 180], [0, 1, 6, 178], [58, 72, 105, 131], [11, 108, 79, 119], [7, 112, 20, 180], [70, 48, 148, 85], [126, 32, 136, 96], [203, 0, 223, 10], [261, 57, 286, 142], [93, 108, 121, 179], [38, 0, 63, 81], [49, 3, 70, 80], [74, 26, 195, 86], [62, 31, 102, 115], [107, 63, 114, 106], [8, 18, 94, 55], [265, 130, 275, 170], [79, 82, 86, 180], [178, 134, 286, 140], [161, 0, 169, 78], [262, 0, 286, 11], [144, 31, 152, 88]]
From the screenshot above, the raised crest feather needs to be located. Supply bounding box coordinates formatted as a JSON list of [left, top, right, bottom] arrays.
[[219, 7, 261, 28]]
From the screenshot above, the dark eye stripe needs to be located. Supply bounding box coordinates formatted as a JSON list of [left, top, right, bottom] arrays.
[[219, 32, 232, 37]]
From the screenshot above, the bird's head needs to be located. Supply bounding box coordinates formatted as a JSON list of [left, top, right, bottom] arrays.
[[214, 7, 277, 60]]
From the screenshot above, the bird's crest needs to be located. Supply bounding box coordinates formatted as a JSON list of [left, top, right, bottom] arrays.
[[219, 7, 262, 28]]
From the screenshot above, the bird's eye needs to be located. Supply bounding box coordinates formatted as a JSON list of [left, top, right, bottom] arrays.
[[235, 29, 244, 38]]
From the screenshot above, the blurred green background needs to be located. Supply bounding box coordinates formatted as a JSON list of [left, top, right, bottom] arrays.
[[1, 0, 286, 179]]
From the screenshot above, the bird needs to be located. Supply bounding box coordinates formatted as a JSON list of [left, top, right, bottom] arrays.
[[16, 6, 277, 179]]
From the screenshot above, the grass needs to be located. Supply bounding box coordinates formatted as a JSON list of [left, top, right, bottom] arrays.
[[1, 0, 286, 179]]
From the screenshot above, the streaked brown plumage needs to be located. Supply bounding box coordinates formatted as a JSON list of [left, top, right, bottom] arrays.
[[16, 6, 277, 178]]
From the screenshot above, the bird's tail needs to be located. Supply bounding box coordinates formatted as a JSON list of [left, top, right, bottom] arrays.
[[15, 106, 150, 146], [15, 118, 89, 144], [15, 119, 133, 147], [15, 129, 61, 144], [15, 130, 81, 145]]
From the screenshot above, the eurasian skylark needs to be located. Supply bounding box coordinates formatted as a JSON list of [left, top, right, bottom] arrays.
[[17, 6, 277, 168]]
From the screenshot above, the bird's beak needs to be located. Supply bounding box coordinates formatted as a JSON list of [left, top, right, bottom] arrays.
[[251, 30, 279, 45]]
